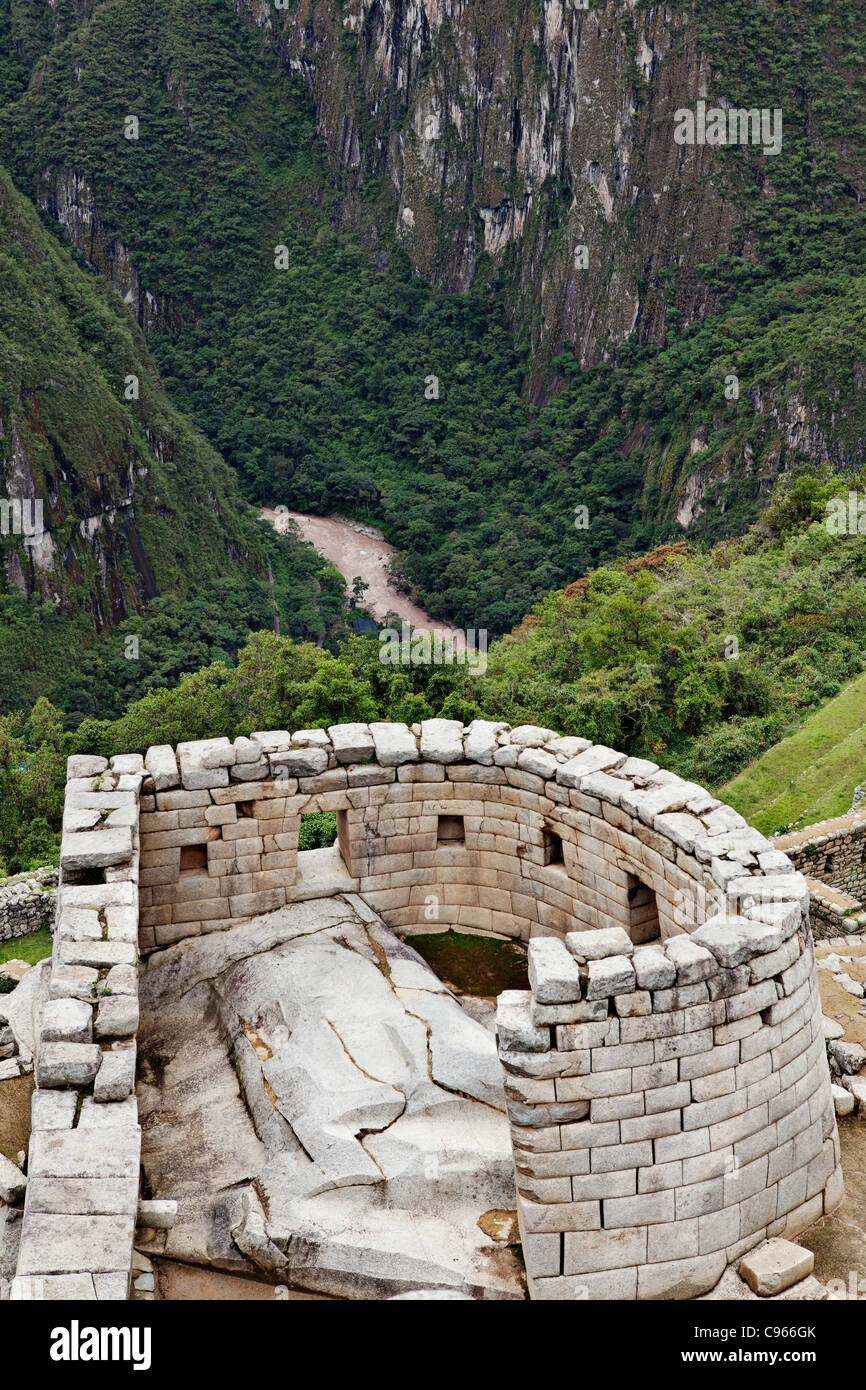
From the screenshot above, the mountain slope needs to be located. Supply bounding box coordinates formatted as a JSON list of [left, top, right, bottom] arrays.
[[0, 163, 346, 711], [0, 0, 864, 637]]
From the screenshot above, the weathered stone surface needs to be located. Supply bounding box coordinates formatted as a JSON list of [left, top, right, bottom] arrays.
[[420, 719, 464, 764], [138, 896, 522, 1300], [663, 934, 716, 983], [94, 995, 139, 1039], [67, 755, 108, 780], [691, 914, 775, 968], [328, 723, 375, 764], [16, 1213, 136, 1276], [369, 722, 419, 766], [31, 1090, 78, 1131], [632, 944, 676, 990], [528, 938, 582, 1004], [137, 1199, 177, 1230], [584, 955, 636, 999], [78, 1096, 139, 1128], [36, 1042, 101, 1089], [269, 746, 329, 778], [557, 745, 624, 787], [0, 1152, 26, 1204], [831, 1083, 855, 1116], [145, 745, 179, 790], [566, 927, 634, 962], [496, 991, 550, 1053], [93, 1049, 136, 1101], [828, 1039, 866, 1074], [60, 826, 133, 870], [463, 720, 507, 765], [40, 997, 93, 1046], [739, 1239, 814, 1297]]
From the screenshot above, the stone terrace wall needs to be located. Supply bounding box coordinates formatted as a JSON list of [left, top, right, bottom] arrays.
[[775, 810, 866, 933], [11, 755, 143, 1301], [0, 867, 57, 944]]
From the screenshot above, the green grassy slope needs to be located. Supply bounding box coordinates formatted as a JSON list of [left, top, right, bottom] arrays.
[[720, 671, 866, 835]]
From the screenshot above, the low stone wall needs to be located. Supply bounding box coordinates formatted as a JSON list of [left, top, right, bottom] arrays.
[[775, 810, 866, 922], [0, 867, 57, 944], [11, 755, 143, 1302]]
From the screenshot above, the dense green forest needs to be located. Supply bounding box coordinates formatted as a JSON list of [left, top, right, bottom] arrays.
[[0, 469, 861, 875], [0, 0, 863, 637]]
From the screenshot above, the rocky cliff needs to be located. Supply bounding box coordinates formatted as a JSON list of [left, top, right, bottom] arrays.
[[248, 0, 743, 398]]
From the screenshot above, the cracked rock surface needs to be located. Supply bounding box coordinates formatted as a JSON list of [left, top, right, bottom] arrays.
[[137, 894, 523, 1299]]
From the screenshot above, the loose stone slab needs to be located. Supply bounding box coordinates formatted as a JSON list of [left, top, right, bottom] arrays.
[[0, 1152, 26, 1204], [632, 944, 676, 990], [29, 1128, 141, 1181], [831, 1084, 855, 1116], [39, 997, 93, 1046], [31, 1090, 78, 1131], [463, 720, 508, 765], [269, 746, 328, 778], [664, 934, 716, 983], [94, 995, 139, 1039], [78, 1097, 139, 1129], [328, 723, 375, 763], [36, 1042, 101, 1089], [420, 719, 464, 764], [690, 914, 775, 968], [137, 1199, 178, 1230], [556, 745, 625, 788], [60, 826, 133, 871], [369, 722, 419, 766], [145, 745, 179, 789], [93, 1050, 136, 1101], [528, 938, 582, 1004], [584, 955, 636, 999], [67, 755, 108, 780], [497, 991, 551, 1053], [739, 1239, 814, 1297], [16, 1213, 136, 1275], [566, 927, 633, 962]]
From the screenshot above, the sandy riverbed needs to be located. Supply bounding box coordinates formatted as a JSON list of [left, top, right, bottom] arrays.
[[261, 508, 462, 643]]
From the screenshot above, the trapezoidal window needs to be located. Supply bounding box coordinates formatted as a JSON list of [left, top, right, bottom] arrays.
[[627, 872, 661, 944], [542, 828, 564, 866], [437, 815, 465, 846], [179, 844, 208, 877]]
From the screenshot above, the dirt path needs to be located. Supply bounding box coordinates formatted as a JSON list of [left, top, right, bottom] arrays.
[[261, 508, 462, 643]]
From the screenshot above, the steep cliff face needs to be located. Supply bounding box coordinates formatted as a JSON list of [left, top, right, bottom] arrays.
[[248, 0, 743, 396], [0, 164, 281, 631]]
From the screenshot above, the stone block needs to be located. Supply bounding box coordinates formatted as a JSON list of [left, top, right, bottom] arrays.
[[40, 997, 93, 1045], [93, 1049, 136, 1101], [94, 995, 139, 1039], [36, 1042, 101, 1089], [739, 1238, 814, 1296], [566, 926, 633, 962], [663, 934, 716, 983], [496, 991, 550, 1053], [584, 955, 636, 999], [528, 937, 582, 1003]]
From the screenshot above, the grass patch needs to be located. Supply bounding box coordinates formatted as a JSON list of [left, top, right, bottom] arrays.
[[0, 926, 53, 968], [720, 672, 866, 835], [405, 930, 529, 996]]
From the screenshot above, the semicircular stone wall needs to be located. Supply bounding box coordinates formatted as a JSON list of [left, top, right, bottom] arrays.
[[18, 719, 842, 1302]]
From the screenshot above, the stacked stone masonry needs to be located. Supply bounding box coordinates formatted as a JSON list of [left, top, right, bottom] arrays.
[[0, 867, 57, 945], [11, 754, 142, 1302], [775, 811, 866, 936], [15, 722, 843, 1300]]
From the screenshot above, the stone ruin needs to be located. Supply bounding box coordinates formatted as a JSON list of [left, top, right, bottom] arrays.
[[6, 720, 843, 1300]]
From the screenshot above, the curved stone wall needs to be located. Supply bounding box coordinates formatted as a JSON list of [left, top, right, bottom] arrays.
[[17, 721, 842, 1301]]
